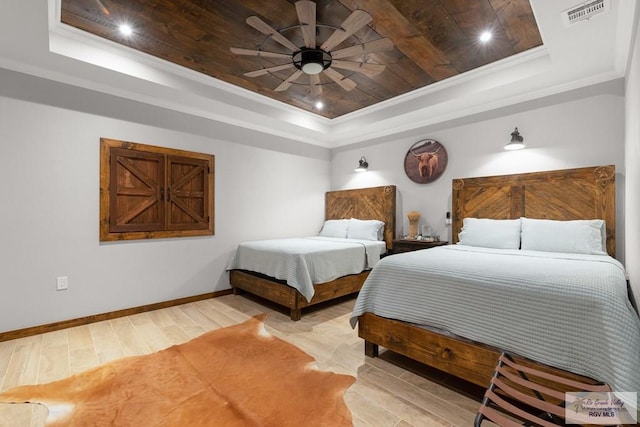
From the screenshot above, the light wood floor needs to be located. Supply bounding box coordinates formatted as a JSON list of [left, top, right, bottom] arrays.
[[0, 294, 487, 427]]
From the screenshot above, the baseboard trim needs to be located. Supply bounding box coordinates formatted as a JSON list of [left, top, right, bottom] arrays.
[[0, 290, 233, 342]]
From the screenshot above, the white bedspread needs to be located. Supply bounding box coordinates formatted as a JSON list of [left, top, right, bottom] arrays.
[[228, 237, 385, 302], [350, 245, 640, 393]]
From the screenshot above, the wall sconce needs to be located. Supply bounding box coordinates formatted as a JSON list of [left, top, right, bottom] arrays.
[[355, 156, 369, 172], [504, 127, 525, 150]]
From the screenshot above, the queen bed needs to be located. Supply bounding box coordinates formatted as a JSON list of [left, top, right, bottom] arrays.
[[351, 165, 640, 393], [229, 185, 396, 320]]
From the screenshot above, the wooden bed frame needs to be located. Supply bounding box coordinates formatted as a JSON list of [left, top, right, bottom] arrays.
[[230, 185, 396, 320], [358, 165, 616, 387]]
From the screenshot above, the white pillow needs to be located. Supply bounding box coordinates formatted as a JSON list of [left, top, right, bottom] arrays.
[[457, 218, 521, 249], [318, 219, 349, 238], [347, 218, 385, 241], [520, 218, 607, 255]]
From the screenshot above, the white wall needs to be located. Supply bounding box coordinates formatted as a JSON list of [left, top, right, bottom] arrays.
[[331, 92, 626, 261], [0, 93, 330, 332], [625, 10, 640, 310]]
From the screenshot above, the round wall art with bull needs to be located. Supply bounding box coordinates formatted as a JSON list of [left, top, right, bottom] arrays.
[[404, 139, 448, 184]]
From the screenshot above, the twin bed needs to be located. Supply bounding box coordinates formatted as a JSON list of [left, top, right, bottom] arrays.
[[352, 165, 640, 394], [228, 185, 396, 320]]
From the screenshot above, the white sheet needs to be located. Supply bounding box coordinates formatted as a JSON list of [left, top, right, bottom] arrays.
[[228, 237, 385, 302], [350, 245, 640, 393]]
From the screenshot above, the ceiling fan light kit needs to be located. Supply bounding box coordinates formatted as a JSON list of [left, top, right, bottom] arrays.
[[230, 0, 393, 94], [293, 48, 332, 74]]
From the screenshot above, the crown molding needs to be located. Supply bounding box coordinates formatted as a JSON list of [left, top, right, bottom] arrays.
[[331, 46, 549, 125]]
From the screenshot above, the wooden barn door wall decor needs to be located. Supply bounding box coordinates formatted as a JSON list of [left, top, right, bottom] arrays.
[[100, 138, 215, 241]]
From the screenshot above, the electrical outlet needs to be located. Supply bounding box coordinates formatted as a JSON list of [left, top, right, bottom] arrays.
[[56, 276, 68, 291]]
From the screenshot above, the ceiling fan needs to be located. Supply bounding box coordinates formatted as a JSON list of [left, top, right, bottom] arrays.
[[230, 0, 393, 95]]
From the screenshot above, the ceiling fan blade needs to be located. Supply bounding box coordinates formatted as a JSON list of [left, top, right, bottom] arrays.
[[296, 1, 316, 49], [244, 63, 294, 78], [274, 70, 305, 91], [246, 16, 299, 51], [323, 68, 357, 91], [95, 0, 111, 15], [310, 73, 322, 96], [230, 47, 292, 60], [331, 60, 385, 77], [331, 38, 393, 60], [321, 10, 372, 52]]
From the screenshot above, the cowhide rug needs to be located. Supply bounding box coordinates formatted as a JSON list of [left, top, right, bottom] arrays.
[[0, 315, 355, 426]]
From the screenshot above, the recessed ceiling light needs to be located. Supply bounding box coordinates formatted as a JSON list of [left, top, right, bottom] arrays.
[[119, 24, 134, 37], [479, 31, 492, 43], [315, 101, 324, 109]]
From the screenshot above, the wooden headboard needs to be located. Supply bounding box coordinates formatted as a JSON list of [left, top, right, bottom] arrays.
[[325, 185, 397, 250], [452, 165, 616, 256]]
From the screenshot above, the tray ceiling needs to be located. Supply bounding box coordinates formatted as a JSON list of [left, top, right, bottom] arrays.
[[60, 0, 542, 119]]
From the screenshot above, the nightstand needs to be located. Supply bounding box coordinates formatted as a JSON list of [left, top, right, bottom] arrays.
[[391, 239, 448, 254]]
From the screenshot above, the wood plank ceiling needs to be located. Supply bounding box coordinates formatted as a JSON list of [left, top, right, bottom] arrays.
[[60, 0, 542, 119]]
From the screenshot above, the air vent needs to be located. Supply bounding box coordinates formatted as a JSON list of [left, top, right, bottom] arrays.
[[562, 0, 610, 26]]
